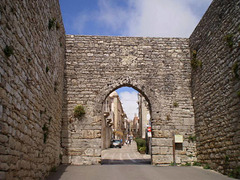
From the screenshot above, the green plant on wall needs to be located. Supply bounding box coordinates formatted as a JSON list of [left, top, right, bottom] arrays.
[[193, 161, 201, 166], [224, 34, 233, 48], [232, 62, 239, 79], [237, 90, 240, 98], [228, 166, 240, 179], [191, 59, 202, 69], [48, 18, 56, 30], [56, 21, 60, 30], [192, 50, 197, 58], [188, 135, 196, 142], [224, 155, 230, 163], [203, 163, 211, 169], [73, 105, 85, 119], [173, 101, 179, 107], [3, 45, 14, 57], [191, 49, 202, 69]]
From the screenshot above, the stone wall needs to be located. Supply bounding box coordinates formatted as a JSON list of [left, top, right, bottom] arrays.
[[189, 0, 240, 176], [63, 35, 196, 165], [0, 0, 65, 179]]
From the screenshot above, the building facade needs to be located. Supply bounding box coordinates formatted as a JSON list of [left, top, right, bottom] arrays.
[[138, 93, 151, 138], [102, 91, 127, 148]]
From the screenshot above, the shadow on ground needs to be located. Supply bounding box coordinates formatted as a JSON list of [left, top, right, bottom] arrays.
[[101, 159, 151, 165], [45, 165, 69, 180]]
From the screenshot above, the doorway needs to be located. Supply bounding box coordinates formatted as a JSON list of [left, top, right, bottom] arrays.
[[101, 86, 152, 165]]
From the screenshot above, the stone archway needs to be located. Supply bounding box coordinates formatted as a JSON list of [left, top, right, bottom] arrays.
[[98, 79, 153, 151], [95, 77, 154, 163], [62, 35, 196, 165], [95, 76, 153, 114]]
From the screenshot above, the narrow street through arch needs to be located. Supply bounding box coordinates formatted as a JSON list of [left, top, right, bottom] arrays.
[[101, 87, 152, 165]]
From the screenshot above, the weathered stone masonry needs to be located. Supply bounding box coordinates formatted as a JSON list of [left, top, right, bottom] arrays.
[[1, 0, 240, 179], [62, 35, 196, 165], [0, 0, 65, 179], [190, 0, 240, 176]]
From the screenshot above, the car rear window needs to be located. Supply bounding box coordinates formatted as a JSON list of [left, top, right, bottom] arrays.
[[113, 140, 120, 143]]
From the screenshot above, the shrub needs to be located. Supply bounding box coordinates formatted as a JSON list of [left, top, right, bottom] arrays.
[[185, 162, 191, 166], [181, 162, 191, 166], [139, 147, 146, 154], [74, 105, 85, 119], [193, 161, 201, 166], [135, 138, 146, 152], [203, 163, 211, 169]]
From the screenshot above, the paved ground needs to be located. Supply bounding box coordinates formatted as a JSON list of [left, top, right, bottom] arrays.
[[101, 142, 151, 164], [46, 142, 233, 180]]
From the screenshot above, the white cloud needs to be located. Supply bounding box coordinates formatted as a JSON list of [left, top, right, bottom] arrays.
[[97, 0, 129, 31], [118, 91, 138, 121], [71, 0, 212, 37], [127, 0, 198, 37], [96, 0, 212, 37], [72, 13, 89, 34]]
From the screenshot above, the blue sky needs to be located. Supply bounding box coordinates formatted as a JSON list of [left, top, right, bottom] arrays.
[[59, 0, 212, 119], [116, 87, 138, 120], [59, 0, 212, 37]]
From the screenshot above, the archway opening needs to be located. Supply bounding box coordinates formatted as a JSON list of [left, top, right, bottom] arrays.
[[101, 86, 152, 165]]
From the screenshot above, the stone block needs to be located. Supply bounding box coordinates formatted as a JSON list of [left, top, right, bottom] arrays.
[[0, 134, 8, 143], [183, 118, 194, 126], [152, 138, 172, 147], [152, 155, 173, 165], [71, 156, 101, 165], [152, 147, 170, 155]]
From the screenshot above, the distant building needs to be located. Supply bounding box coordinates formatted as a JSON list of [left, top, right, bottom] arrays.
[[138, 93, 150, 138], [132, 115, 140, 138], [102, 91, 127, 149]]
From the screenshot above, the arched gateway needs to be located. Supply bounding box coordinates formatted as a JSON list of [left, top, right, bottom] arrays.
[[62, 35, 196, 165]]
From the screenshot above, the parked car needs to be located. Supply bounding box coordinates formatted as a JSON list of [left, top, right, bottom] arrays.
[[110, 139, 122, 148]]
